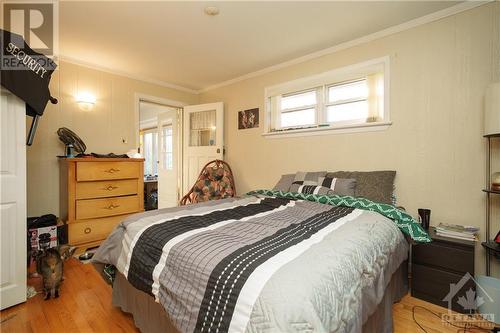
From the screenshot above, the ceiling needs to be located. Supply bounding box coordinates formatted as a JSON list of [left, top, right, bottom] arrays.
[[59, 1, 463, 92]]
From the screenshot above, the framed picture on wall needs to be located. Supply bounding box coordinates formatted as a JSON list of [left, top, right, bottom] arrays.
[[238, 108, 259, 129]]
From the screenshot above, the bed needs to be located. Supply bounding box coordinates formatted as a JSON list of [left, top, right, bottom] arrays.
[[93, 186, 430, 333]]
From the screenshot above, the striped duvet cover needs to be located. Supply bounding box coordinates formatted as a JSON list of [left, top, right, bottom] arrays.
[[93, 191, 421, 332]]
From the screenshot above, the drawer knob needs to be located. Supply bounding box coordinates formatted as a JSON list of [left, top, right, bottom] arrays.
[[84, 227, 91, 234], [104, 168, 120, 173], [104, 185, 118, 191], [105, 203, 120, 210]]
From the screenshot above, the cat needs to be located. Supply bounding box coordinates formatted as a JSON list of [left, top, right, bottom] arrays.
[[36, 245, 74, 300]]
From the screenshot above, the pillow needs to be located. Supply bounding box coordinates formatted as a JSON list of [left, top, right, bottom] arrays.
[[325, 171, 396, 204], [292, 171, 327, 186], [289, 184, 334, 195], [272, 171, 327, 192], [317, 177, 356, 196], [272, 174, 295, 192]]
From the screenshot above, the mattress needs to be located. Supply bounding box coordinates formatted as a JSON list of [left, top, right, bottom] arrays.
[[93, 190, 421, 333]]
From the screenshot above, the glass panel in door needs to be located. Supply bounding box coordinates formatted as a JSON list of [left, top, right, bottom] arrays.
[[189, 110, 216, 146]]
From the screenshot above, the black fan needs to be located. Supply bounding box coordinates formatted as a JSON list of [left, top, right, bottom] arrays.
[[57, 127, 86, 155]]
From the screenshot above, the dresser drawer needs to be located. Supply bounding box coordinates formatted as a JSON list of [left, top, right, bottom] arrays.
[[412, 264, 475, 313], [76, 161, 140, 181], [69, 215, 128, 244], [76, 195, 141, 220], [412, 241, 474, 274], [76, 179, 138, 199]]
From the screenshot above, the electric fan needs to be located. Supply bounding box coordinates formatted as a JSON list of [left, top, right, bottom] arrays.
[[57, 127, 86, 156]]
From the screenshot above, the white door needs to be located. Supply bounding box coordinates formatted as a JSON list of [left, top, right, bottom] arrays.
[[157, 110, 180, 208], [0, 89, 27, 310], [182, 102, 223, 195]]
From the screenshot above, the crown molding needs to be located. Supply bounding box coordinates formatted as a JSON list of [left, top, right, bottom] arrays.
[[199, 1, 490, 93], [57, 55, 199, 95]]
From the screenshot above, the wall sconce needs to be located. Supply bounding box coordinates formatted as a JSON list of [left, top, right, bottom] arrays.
[[76, 92, 96, 111]]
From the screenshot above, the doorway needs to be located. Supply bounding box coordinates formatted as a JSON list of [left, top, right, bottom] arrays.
[[138, 99, 182, 210]]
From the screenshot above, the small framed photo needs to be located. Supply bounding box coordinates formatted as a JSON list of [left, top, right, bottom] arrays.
[[238, 108, 259, 129]]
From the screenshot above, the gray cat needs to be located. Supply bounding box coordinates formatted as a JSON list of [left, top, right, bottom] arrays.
[[36, 245, 74, 300]]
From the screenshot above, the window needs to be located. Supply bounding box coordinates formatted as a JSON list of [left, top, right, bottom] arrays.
[[265, 57, 390, 136], [279, 89, 317, 128], [140, 125, 173, 176], [161, 126, 173, 170]]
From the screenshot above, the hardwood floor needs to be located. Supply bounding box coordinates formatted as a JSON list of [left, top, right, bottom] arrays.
[[0, 258, 493, 333]]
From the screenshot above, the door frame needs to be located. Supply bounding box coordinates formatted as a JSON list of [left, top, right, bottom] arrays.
[[134, 93, 186, 205], [134, 93, 187, 150]]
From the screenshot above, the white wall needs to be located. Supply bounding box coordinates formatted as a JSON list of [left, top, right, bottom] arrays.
[[200, 3, 500, 276]]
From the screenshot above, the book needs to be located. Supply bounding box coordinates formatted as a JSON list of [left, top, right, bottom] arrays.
[[435, 231, 477, 242], [435, 229, 477, 237], [435, 223, 479, 235]]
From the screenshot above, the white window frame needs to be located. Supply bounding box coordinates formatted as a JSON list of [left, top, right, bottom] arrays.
[[263, 56, 391, 138]]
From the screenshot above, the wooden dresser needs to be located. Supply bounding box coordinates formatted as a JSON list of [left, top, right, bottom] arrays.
[[59, 158, 144, 248]]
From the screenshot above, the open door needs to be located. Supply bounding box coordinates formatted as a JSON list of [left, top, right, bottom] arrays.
[[183, 102, 223, 195], [157, 109, 180, 208]]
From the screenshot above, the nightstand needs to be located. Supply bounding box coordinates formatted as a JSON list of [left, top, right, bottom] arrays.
[[411, 227, 475, 313]]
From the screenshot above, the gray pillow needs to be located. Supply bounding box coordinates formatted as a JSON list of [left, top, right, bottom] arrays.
[[272, 174, 295, 191], [289, 184, 334, 195], [317, 177, 356, 196], [325, 171, 396, 204], [272, 171, 327, 192], [292, 171, 327, 185]]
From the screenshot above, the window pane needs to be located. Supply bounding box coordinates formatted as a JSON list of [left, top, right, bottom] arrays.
[[190, 110, 216, 146], [161, 126, 173, 170], [328, 79, 368, 103], [280, 108, 315, 127], [326, 101, 368, 123], [281, 90, 316, 110]]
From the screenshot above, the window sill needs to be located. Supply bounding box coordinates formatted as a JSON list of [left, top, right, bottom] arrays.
[[262, 121, 392, 138]]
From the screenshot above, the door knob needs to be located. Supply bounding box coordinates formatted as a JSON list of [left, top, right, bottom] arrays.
[[217, 148, 220, 153]]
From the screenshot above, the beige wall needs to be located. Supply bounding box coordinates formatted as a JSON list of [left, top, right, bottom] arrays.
[[200, 3, 500, 275], [27, 60, 199, 217]]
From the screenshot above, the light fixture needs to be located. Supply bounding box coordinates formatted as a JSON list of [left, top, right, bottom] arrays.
[[76, 92, 96, 111], [204, 6, 219, 16], [485, 82, 500, 136]]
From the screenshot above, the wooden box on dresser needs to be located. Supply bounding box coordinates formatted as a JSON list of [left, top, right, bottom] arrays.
[[411, 227, 475, 313], [59, 158, 144, 249]]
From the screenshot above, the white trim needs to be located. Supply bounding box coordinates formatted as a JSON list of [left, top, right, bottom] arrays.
[[199, 1, 489, 93], [264, 56, 388, 97], [262, 121, 392, 139], [58, 55, 199, 95], [263, 56, 390, 136]]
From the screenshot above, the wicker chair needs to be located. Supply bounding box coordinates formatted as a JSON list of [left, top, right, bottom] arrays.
[[180, 159, 236, 205]]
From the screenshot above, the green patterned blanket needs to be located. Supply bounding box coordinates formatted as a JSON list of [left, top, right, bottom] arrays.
[[247, 189, 431, 243]]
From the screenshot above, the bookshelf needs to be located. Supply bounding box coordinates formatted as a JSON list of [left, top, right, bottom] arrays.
[[482, 133, 500, 276]]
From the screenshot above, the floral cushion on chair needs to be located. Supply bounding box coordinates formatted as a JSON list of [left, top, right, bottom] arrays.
[[185, 162, 235, 204]]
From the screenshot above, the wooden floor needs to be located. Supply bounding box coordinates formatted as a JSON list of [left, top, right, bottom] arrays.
[[0, 258, 492, 333]]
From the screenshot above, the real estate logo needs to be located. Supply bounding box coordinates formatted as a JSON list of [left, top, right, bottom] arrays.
[[1, 1, 58, 71], [441, 273, 495, 329]]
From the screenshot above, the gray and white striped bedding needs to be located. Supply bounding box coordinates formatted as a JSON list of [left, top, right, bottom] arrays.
[[93, 193, 408, 333]]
